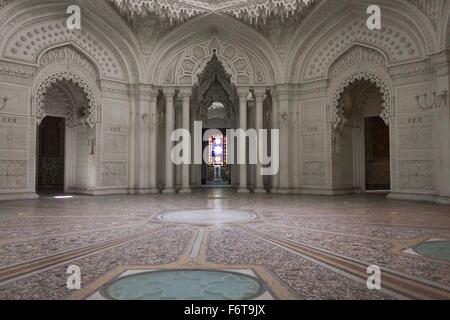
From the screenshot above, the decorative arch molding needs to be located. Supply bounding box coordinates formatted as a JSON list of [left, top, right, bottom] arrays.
[[38, 45, 101, 80], [156, 35, 269, 87], [287, 3, 430, 83], [149, 13, 280, 85], [441, 1, 450, 49], [0, 0, 144, 82], [196, 52, 236, 121], [40, 82, 76, 127], [327, 44, 388, 78], [33, 47, 101, 128], [2, 18, 124, 81], [328, 66, 394, 130]]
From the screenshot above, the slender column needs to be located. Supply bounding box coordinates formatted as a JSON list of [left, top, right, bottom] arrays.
[[276, 85, 290, 193], [237, 87, 250, 193], [149, 89, 159, 193], [163, 88, 176, 193], [179, 88, 192, 193], [175, 100, 182, 188], [254, 88, 266, 193], [138, 86, 151, 192], [271, 90, 280, 191], [292, 100, 300, 192], [128, 86, 137, 193]]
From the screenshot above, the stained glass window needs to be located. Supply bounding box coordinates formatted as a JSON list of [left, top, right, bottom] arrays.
[[208, 133, 227, 166]]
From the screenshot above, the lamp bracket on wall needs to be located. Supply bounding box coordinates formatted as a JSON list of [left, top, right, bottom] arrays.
[[1, 95, 10, 111], [415, 90, 448, 110], [278, 111, 299, 124]]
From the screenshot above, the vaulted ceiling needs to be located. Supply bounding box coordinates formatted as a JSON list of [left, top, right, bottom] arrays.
[[106, 0, 318, 29]]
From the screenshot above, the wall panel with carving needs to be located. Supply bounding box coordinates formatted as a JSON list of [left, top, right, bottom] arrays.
[[391, 82, 437, 194], [99, 98, 129, 188], [0, 80, 33, 195], [299, 99, 327, 187]]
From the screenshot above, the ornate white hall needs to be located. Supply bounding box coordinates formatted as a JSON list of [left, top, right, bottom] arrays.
[[0, 0, 449, 300]]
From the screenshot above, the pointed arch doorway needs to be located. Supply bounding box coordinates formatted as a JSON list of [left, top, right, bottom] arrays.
[[192, 52, 238, 187], [338, 80, 391, 192], [35, 78, 94, 194]]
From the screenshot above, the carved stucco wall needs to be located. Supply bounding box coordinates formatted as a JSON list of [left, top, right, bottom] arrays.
[[33, 46, 101, 128], [0, 81, 34, 195], [288, 1, 431, 83], [299, 99, 327, 187], [100, 96, 129, 188], [326, 45, 394, 130], [156, 36, 270, 87], [0, 0, 448, 202], [391, 82, 437, 193], [2, 18, 125, 81]]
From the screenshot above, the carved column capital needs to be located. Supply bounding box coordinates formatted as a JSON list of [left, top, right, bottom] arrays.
[[163, 87, 176, 98], [237, 87, 250, 99], [178, 87, 192, 98], [149, 88, 159, 99], [254, 87, 267, 99]]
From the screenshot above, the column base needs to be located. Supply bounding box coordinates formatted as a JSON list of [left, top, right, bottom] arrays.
[[162, 188, 176, 194], [273, 188, 290, 194], [179, 188, 192, 194], [254, 188, 267, 194], [436, 196, 450, 205], [387, 192, 450, 205], [136, 188, 160, 194], [65, 188, 128, 196], [237, 188, 250, 194], [0, 192, 39, 201]]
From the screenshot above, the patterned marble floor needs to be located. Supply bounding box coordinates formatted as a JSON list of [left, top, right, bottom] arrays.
[[0, 190, 449, 300]]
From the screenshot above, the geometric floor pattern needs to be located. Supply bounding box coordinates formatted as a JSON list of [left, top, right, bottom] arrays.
[[0, 189, 449, 300]]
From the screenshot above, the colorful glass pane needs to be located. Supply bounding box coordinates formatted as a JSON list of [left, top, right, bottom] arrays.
[[208, 133, 227, 166]]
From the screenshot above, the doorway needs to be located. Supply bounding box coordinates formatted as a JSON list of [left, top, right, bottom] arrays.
[[202, 129, 231, 186], [37, 116, 65, 193], [339, 80, 391, 192], [365, 116, 390, 190]]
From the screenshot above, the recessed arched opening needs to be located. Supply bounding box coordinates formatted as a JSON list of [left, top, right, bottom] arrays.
[[36, 79, 94, 194], [187, 52, 238, 187], [338, 80, 391, 192]]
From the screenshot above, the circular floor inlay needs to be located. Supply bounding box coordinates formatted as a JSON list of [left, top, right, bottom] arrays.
[[102, 270, 264, 300], [157, 209, 256, 225], [414, 241, 450, 262]]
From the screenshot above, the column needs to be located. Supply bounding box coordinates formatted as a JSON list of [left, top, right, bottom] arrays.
[[237, 87, 250, 193], [271, 90, 280, 192], [179, 88, 192, 193], [128, 86, 137, 193], [254, 88, 266, 193], [436, 53, 450, 203], [292, 99, 300, 192], [276, 85, 290, 193], [149, 89, 159, 193], [163, 88, 176, 193], [138, 86, 150, 193]]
